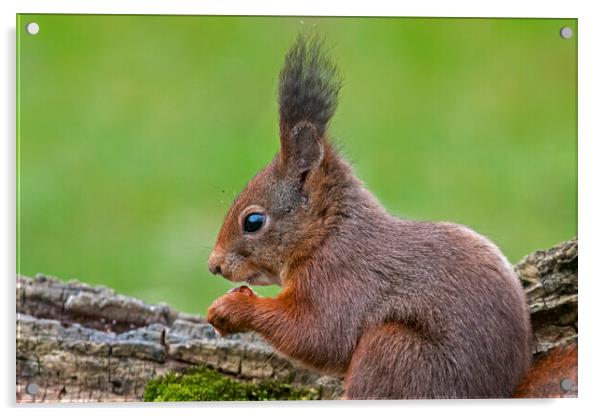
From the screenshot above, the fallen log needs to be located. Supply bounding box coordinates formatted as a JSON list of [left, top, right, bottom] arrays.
[[16, 238, 577, 402]]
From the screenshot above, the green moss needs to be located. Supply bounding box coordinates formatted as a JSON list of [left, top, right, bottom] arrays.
[[143, 366, 320, 402]]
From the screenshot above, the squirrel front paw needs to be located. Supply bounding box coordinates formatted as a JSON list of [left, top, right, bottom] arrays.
[[207, 287, 256, 336], [226, 285, 257, 297]]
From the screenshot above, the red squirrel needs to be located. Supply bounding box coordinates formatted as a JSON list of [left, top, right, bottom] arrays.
[[206, 35, 532, 399]]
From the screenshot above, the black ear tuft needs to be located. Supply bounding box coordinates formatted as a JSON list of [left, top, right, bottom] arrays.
[[278, 35, 340, 177], [278, 34, 342, 140]]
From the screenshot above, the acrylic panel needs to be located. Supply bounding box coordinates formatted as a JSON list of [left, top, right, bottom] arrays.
[[16, 14, 577, 402]]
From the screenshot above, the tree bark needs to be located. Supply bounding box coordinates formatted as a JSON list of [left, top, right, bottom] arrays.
[[16, 238, 577, 403]]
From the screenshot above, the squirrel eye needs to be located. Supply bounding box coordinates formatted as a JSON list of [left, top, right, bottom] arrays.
[[243, 212, 265, 233]]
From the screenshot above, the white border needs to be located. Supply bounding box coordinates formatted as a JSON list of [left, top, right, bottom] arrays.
[[2, 1, 601, 415], [5, 0, 585, 18]]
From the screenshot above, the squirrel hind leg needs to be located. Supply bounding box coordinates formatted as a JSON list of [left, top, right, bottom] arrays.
[[343, 322, 512, 400], [343, 322, 445, 400]]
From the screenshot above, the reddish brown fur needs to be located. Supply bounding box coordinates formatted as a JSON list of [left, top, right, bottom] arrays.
[[513, 344, 578, 398], [206, 36, 533, 399]]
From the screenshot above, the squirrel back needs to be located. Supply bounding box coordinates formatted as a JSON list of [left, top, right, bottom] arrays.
[[207, 35, 535, 399]]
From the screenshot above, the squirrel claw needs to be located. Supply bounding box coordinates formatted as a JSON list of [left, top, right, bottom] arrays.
[[212, 325, 228, 337]]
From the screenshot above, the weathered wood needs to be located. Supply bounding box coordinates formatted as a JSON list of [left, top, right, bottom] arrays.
[[16, 275, 339, 403], [516, 237, 578, 356], [16, 238, 577, 403]]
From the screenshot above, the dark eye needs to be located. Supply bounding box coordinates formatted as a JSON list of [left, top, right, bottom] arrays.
[[243, 212, 265, 233]]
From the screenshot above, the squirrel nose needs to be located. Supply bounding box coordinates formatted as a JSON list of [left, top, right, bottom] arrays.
[[209, 263, 222, 275], [208, 249, 224, 275]]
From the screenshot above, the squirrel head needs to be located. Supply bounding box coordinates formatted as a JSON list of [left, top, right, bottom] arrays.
[[208, 35, 346, 286]]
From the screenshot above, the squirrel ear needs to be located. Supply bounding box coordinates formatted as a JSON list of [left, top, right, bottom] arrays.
[[280, 121, 324, 178]]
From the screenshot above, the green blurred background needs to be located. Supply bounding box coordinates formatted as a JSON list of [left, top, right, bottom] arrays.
[[17, 15, 577, 314]]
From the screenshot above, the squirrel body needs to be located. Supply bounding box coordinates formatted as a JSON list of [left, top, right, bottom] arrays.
[[207, 36, 532, 399]]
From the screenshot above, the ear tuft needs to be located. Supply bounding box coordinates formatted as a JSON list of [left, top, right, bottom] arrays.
[[278, 34, 341, 140], [277, 35, 338, 179]]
